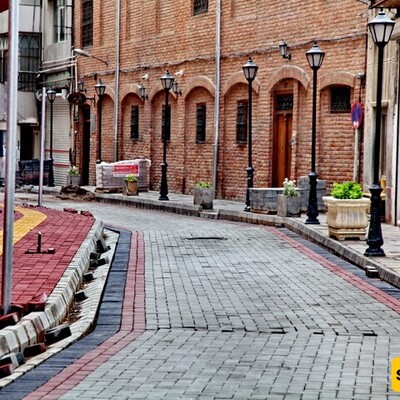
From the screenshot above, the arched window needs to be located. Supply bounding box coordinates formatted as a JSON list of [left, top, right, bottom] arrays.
[[19, 34, 40, 92]]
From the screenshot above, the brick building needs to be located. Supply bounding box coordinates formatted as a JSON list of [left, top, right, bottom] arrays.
[[73, 0, 368, 201]]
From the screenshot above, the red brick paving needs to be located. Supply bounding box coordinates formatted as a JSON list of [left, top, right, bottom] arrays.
[[0, 206, 95, 306]]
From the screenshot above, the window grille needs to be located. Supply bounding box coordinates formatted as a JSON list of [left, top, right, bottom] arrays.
[[236, 101, 248, 143], [276, 94, 293, 111], [196, 104, 206, 143], [162, 105, 171, 141], [330, 87, 351, 112], [82, 0, 93, 48], [18, 34, 40, 92], [130, 106, 139, 140], [193, 0, 208, 15]]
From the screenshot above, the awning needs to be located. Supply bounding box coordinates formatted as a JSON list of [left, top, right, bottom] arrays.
[[17, 117, 38, 125], [0, 0, 8, 13], [372, 0, 400, 7]]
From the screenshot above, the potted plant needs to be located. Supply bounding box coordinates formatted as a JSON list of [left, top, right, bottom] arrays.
[[193, 181, 213, 210], [66, 165, 80, 186], [124, 173, 138, 196], [323, 181, 370, 240], [277, 178, 301, 217]]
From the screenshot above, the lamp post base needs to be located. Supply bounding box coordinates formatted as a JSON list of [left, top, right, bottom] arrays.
[[305, 171, 320, 224], [244, 166, 254, 212], [365, 184, 385, 257], [47, 158, 55, 187], [159, 162, 169, 201]]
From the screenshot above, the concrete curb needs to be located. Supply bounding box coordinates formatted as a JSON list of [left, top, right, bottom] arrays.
[[95, 193, 202, 216], [0, 219, 104, 359]]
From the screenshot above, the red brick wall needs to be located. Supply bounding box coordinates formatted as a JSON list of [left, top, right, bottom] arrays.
[[74, 0, 368, 199]]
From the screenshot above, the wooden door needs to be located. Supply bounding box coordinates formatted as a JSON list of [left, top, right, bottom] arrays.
[[272, 94, 293, 187]]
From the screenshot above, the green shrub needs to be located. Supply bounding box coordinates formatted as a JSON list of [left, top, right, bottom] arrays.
[[195, 181, 211, 189], [331, 181, 363, 199], [125, 174, 138, 182]]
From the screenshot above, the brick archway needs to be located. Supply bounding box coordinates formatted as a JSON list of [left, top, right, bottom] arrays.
[[183, 76, 215, 98], [267, 65, 310, 93], [222, 72, 260, 97]]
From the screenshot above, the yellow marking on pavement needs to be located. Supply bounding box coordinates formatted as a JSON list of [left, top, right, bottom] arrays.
[[0, 206, 47, 251]]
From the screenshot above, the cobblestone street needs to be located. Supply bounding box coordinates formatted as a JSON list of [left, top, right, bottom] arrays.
[[6, 196, 400, 399]]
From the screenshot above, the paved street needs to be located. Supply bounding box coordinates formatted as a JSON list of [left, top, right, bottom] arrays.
[[3, 194, 400, 399]]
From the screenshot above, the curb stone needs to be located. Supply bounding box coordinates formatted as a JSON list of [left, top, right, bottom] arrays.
[[0, 219, 104, 363]]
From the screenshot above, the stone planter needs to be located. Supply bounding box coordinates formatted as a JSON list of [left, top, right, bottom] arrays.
[[249, 188, 283, 214], [123, 180, 138, 196], [277, 194, 301, 217], [193, 187, 214, 210], [323, 196, 370, 240], [66, 175, 80, 186]]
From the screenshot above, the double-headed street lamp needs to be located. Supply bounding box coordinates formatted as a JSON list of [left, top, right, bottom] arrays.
[[365, 9, 394, 257], [95, 79, 106, 164], [159, 70, 174, 201], [305, 41, 325, 224], [242, 57, 258, 211], [46, 87, 56, 187]]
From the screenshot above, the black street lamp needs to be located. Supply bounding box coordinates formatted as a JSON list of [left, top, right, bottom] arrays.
[[242, 57, 258, 211], [159, 70, 174, 201], [46, 87, 56, 187], [365, 9, 394, 257], [305, 41, 325, 224], [95, 79, 106, 164]]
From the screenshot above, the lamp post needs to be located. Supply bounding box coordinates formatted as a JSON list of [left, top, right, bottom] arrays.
[[305, 41, 325, 224], [46, 87, 56, 187], [242, 57, 258, 211], [365, 9, 394, 257], [95, 79, 106, 164], [159, 70, 174, 201]]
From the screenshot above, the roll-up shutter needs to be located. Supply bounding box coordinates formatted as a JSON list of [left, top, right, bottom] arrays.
[[46, 97, 71, 185]]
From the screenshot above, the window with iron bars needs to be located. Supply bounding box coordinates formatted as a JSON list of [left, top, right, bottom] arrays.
[[162, 105, 171, 141], [131, 106, 139, 140], [193, 0, 208, 15], [330, 86, 351, 113], [236, 100, 248, 143], [196, 104, 206, 143], [82, 0, 93, 48]]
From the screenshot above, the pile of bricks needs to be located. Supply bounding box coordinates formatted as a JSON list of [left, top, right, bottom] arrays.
[[96, 158, 150, 192]]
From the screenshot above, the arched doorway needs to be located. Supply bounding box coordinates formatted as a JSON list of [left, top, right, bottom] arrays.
[[272, 92, 293, 187]]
